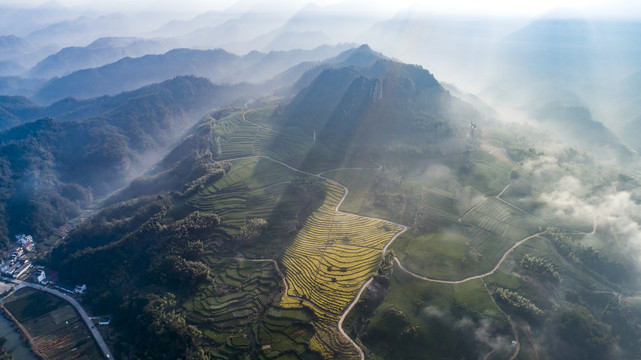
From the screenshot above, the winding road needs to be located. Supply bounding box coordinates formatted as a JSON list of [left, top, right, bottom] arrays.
[[228, 110, 545, 360], [217, 111, 410, 359], [2, 280, 114, 359], [393, 232, 544, 284]]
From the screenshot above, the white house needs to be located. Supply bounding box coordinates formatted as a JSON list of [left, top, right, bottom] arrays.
[[35, 270, 46, 283]]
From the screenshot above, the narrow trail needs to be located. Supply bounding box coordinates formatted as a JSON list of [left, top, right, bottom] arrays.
[[1, 281, 114, 359], [242, 110, 290, 136], [497, 184, 510, 198], [394, 232, 543, 284], [200, 181, 290, 198], [215, 111, 410, 359], [220, 151, 407, 359], [316, 164, 383, 177], [525, 324, 541, 360], [225, 110, 548, 359], [565, 215, 598, 235], [232, 257, 339, 317], [495, 197, 550, 225], [482, 279, 520, 360]]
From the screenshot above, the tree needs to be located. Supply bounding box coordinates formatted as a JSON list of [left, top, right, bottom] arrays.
[[236, 218, 268, 244], [548, 305, 616, 360]]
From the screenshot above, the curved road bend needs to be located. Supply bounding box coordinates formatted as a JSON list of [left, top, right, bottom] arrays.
[[16, 282, 114, 359], [393, 232, 543, 284], [236, 109, 540, 359]]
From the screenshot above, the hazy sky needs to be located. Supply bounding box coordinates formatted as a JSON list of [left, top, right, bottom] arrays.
[[2, 0, 641, 18]]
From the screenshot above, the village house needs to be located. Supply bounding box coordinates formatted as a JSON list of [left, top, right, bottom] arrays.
[[15, 234, 35, 252], [34, 269, 46, 283]]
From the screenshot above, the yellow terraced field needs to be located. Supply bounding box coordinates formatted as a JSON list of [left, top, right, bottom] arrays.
[[280, 181, 404, 358]]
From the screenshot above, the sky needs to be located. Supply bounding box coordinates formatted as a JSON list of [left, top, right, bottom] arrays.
[[2, 0, 641, 18]]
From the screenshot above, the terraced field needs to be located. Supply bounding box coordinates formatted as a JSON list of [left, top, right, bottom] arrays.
[[280, 181, 404, 358], [184, 258, 320, 359], [467, 149, 514, 194], [213, 108, 353, 174], [185, 157, 305, 258], [188, 109, 531, 358], [463, 197, 545, 241]]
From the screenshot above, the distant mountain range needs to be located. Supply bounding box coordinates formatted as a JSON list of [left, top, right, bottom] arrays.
[[0, 43, 476, 255], [0, 44, 350, 104], [28, 37, 169, 79]]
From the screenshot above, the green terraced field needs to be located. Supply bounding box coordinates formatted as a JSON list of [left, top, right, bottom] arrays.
[[357, 264, 509, 359], [184, 259, 320, 359], [212, 108, 362, 174], [462, 197, 545, 241], [180, 108, 543, 359]]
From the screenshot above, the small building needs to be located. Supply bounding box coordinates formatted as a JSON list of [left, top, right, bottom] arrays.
[[15, 234, 32, 246], [22, 241, 34, 252], [3, 261, 22, 276], [15, 234, 35, 252], [55, 282, 77, 294], [56, 282, 86, 294], [34, 269, 46, 283], [98, 318, 111, 326], [14, 261, 31, 278]]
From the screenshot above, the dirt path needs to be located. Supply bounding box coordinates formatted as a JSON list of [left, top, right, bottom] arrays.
[[242, 110, 291, 136], [201, 181, 291, 198], [316, 164, 383, 177], [482, 279, 520, 360], [20, 283, 114, 359], [230, 110, 553, 359], [213, 111, 415, 359], [1, 303, 48, 359], [497, 184, 510, 198], [0, 281, 113, 359], [394, 232, 544, 284]]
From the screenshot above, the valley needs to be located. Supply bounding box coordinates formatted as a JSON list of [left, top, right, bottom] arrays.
[[2, 2, 641, 359]]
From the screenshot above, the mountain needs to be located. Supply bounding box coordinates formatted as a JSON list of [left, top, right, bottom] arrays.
[[278, 56, 471, 159], [4, 40, 635, 360], [178, 3, 295, 50], [0, 1, 81, 37], [262, 30, 331, 51], [33, 44, 356, 104], [149, 10, 231, 37], [283, 44, 390, 96], [0, 35, 35, 61], [497, 17, 595, 92], [361, 13, 517, 88], [219, 1, 386, 54], [0, 61, 25, 77], [33, 49, 241, 103], [37, 51, 480, 359], [0, 76, 45, 97], [0, 75, 259, 246], [24, 12, 153, 48], [28, 37, 168, 79], [46, 43, 593, 360], [277, 1, 384, 43], [0, 96, 41, 130], [533, 101, 634, 160]]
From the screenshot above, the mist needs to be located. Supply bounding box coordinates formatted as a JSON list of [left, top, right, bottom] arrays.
[[2, 1, 641, 359]]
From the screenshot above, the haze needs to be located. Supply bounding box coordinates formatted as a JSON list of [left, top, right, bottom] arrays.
[[2, 0, 641, 17], [1, 0, 641, 359]]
